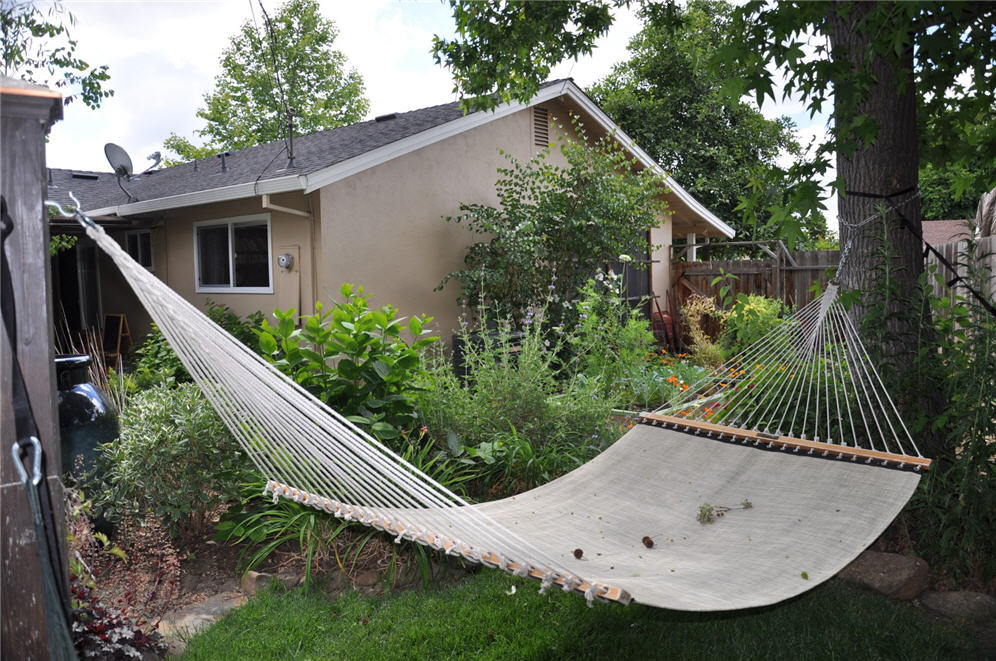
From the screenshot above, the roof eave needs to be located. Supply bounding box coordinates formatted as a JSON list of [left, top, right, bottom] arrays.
[[85, 173, 304, 217]]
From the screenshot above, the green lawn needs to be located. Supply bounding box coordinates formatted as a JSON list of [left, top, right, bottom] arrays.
[[178, 570, 977, 660]]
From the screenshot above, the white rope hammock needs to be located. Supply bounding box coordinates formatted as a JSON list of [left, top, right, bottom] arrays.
[[63, 204, 928, 611]]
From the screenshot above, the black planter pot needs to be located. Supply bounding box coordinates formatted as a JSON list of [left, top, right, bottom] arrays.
[[55, 354, 119, 479]]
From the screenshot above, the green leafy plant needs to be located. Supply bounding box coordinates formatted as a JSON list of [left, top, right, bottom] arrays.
[[257, 284, 437, 444], [93, 383, 251, 534], [710, 268, 740, 309], [417, 319, 616, 499], [567, 273, 657, 407], [134, 300, 262, 387], [721, 293, 786, 357]]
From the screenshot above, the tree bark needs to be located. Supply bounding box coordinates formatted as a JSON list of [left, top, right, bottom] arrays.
[[829, 3, 923, 368]]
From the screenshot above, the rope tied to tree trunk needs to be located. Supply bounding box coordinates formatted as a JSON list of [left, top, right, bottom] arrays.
[[840, 186, 996, 319]]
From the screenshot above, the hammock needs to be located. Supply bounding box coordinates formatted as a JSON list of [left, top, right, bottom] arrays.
[[62, 204, 928, 611]]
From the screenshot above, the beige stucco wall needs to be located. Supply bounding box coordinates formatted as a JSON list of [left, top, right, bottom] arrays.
[[157, 190, 317, 324], [313, 98, 688, 339], [316, 106, 536, 340]]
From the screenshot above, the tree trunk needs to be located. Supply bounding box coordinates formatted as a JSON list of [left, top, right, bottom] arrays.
[[829, 3, 948, 457], [829, 3, 922, 367]]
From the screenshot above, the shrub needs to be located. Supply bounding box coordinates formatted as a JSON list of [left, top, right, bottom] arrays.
[[417, 320, 617, 499], [93, 383, 251, 534], [257, 284, 438, 444], [721, 293, 786, 357], [681, 295, 726, 368], [133, 300, 263, 387], [567, 273, 657, 406]]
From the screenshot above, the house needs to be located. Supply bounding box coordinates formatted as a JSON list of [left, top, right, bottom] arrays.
[[920, 219, 973, 247], [48, 79, 734, 344]]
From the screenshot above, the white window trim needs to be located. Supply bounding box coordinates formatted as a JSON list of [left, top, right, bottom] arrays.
[[193, 213, 273, 294], [125, 229, 154, 271]]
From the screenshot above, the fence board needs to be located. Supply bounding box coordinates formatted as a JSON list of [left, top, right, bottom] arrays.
[[671, 248, 839, 313], [926, 235, 996, 304]]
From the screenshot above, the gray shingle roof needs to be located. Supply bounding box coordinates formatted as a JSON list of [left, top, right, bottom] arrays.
[[48, 80, 571, 213]]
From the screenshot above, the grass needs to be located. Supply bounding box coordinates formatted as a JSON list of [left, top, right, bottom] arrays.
[[178, 570, 978, 660]]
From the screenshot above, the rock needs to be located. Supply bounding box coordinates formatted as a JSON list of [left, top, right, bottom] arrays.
[[352, 570, 380, 587], [274, 571, 301, 589], [240, 570, 272, 597], [919, 591, 996, 623], [838, 551, 928, 600], [158, 591, 245, 655]]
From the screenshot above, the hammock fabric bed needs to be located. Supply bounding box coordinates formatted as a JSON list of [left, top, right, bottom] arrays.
[[62, 203, 929, 611]]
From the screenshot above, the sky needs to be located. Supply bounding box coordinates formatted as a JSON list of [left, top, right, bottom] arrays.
[[44, 0, 835, 232]]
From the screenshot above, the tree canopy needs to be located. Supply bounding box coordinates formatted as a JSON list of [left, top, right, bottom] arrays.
[[164, 0, 369, 163], [1, 0, 112, 107], [588, 1, 826, 245]]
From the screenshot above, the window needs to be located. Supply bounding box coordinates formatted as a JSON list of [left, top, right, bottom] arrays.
[[125, 230, 153, 269], [193, 215, 272, 293]]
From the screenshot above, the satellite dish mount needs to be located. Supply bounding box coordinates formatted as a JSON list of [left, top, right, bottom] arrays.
[[104, 142, 138, 202]]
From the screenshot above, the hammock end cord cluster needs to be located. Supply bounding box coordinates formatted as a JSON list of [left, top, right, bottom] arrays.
[[55, 198, 929, 612]]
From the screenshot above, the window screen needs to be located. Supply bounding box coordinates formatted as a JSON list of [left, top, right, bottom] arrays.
[[233, 223, 269, 287], [197, 225, 230, 286]]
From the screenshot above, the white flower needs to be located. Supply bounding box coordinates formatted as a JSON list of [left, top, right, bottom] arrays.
[[618, 253, 632, 263]]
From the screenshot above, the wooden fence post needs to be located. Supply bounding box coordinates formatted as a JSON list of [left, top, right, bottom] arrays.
[[1, 78, 65, 660]]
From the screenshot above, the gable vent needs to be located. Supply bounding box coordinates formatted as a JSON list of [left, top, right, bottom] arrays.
[[533, 107, 549, 149]]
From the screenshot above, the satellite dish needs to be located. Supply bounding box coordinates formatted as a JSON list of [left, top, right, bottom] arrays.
[[104, 143, 134, 178], [104, 142, 138, 202]]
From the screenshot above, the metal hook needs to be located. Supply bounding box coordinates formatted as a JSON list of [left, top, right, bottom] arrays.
[[45, 194, 97, 229], [11, 436, 43, 486]]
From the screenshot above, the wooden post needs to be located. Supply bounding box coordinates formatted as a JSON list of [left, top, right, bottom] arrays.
[[1, 79, 65, 660]]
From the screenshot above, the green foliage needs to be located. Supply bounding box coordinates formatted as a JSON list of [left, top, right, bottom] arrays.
[[919, 162, 982, 221], [133, 322, 188, 386], [416, 321, 616, 499], [217, 478, 349, 590], [432, 1, 613, 112], [721, 294, 786, 357], [93, 383, 251, 534], [904, 258, 996, 582], [681, 294, 726, 368], [1, 1, 112, 108], [567, 274, 656, 406], [134, 300, 262, 387], [164, 0, 369, 161], [257, 284, 437, 444], [218, 433, 473, 589], [440, 121, 668, 329], [49, 232, 77, 255], [588, 0, 826, 244], [851, 229, 996, 583]]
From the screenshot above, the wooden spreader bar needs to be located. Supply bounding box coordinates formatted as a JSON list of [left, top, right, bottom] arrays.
[[639, 413, 932, 470], [265, 481, 633, 606]]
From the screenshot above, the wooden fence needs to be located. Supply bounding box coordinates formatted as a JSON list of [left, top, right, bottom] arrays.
[[926, 234, 996, 304], [670, 241, 839, 312], [669, 235, 995, 317]]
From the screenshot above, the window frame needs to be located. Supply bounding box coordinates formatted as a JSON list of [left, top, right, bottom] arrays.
[[193, 213, 273, 294], [125, 229, 154, 270]]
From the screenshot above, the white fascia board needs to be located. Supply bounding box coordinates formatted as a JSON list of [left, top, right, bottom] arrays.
[[302, 82, 572, 194], [561, 83, 736, 239], [84, 173, 303, 217]]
